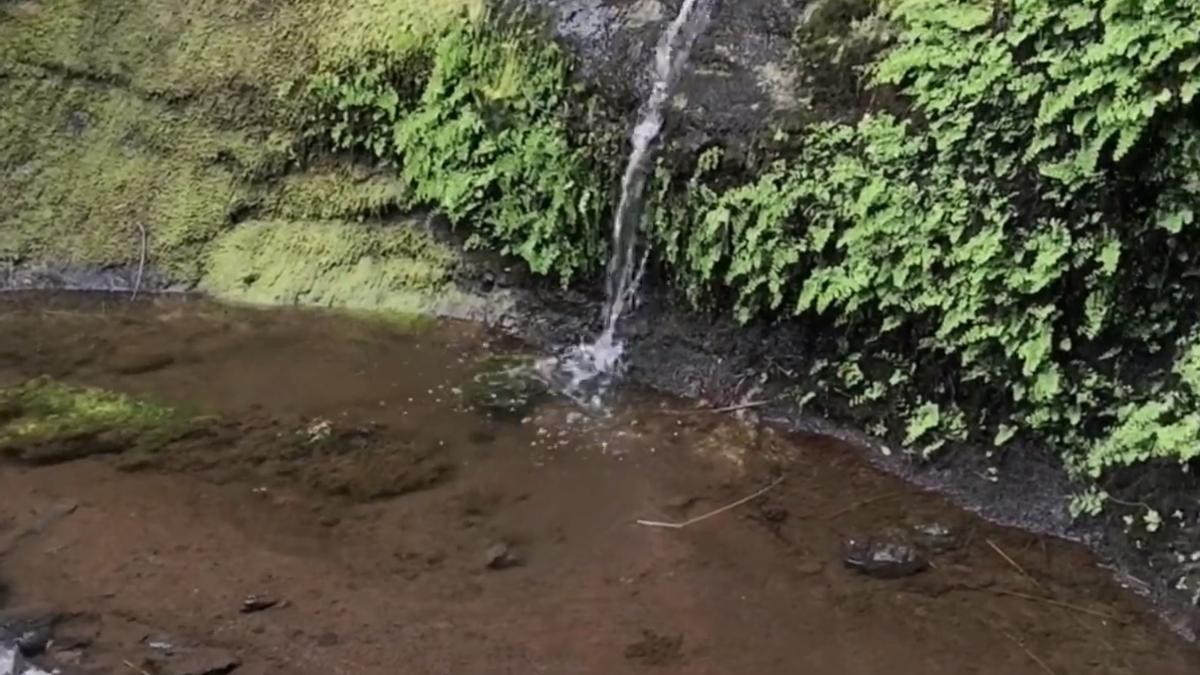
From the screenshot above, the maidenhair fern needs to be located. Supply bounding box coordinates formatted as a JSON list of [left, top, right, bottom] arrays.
[[648, 0, 1200, 519]]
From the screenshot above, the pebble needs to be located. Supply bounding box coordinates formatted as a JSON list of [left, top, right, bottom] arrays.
[[484, 541, 523, 570]]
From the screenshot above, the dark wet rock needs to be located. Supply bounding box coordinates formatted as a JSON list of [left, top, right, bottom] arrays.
[[240, 595, 278, 614], [530, 0, 808, 152], [843, 536, 929, 579], [463, 355, 547, 418], [15, 626, 52, 657], [623, 629, 684, 667], [909, 522, 962, 553], [484, 541, 523, 570]]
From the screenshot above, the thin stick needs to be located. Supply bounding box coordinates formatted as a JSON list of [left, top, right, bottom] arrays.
[[131, 222, 147, 301], [987, 539, 1044, 589], [663, 400, 769, 416], [637, 476, 785, 529], [1003, 632, 1058, 675], [123, 660, 152, 675], [987, 588, 1121, 622], [825, 492, 902, 520]]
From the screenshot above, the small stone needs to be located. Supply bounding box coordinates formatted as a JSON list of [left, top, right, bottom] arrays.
[[240, 595, 279, 614], [843, 536, 929, 579], [910, 522, 961, 553], [484, 541, 522, 570], [317, 515, 341, 528]]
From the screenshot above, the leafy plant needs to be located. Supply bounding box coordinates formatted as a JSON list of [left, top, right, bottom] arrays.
[[648, 0, 1200, 520], [306, 7, 618, 283]]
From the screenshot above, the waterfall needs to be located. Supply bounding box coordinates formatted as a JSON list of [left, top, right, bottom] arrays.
[[599, 0, 712, 344], [539, 0, 712, 404]]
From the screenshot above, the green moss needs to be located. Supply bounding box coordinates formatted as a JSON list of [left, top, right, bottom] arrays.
[[0, 77, 264, 280], [314, 0, 482, 67], [266, 166, 406, 221], [0, 0, 470, 283], [201, 219, 457, 313], [0, 377, 199, 464]]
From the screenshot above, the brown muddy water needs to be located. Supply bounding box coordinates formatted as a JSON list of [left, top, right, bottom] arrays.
[[0, 292, 1197, 675]]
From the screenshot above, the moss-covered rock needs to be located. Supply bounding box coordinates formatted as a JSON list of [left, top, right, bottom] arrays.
[[201, 219, 460, 314], [0, 377, 201, 464], [0, 0, 485, 292]]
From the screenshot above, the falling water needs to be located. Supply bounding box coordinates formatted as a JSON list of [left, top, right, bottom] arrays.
[[539, 0, 712, 404]]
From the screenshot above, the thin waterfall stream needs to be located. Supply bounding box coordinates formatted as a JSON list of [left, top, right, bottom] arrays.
[[539, 0, 713, 405]]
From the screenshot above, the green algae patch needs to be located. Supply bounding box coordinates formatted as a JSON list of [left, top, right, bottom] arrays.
[[201, 220, 458, 314], [0, 378, 201, 464]]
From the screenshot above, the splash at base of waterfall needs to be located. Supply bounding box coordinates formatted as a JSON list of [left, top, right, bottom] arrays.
[[534, 332, 625, 410]]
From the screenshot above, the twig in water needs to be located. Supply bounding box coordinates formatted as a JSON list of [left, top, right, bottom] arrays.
[[987, 587, 1122, 622], [987, 539, 1044, 589], [131, 222, 147, 301], [664, 400, 770, 416], [825, 492, 902, 520], [1003, 631, 1058, 675], [123, 659, 152, 675], [637, 476, 785, 529]]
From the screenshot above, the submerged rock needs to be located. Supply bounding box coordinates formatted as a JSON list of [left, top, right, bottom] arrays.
[[843, 536, 929, 579], [463, 355, 548, 418], [909, 522, 962, 553], [484, 541, 523, 570]]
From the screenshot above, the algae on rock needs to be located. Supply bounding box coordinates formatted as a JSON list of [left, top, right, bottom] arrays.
[[201, 219, 483, 317], [0, 377, 201, 464]]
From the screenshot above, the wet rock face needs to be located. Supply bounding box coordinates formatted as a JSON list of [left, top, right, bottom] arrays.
[[528, 0, 809, 153]]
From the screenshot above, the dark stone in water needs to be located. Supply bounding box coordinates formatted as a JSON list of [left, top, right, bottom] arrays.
[[240, 595, 279, 614], [909, 522, 962, 553], [843, 537, 929, 579], [463, 355, 547, 418]]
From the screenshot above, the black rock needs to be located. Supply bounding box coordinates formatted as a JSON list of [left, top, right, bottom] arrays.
[[843, 537, 929, 579], [16, 626, 52, 657]]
